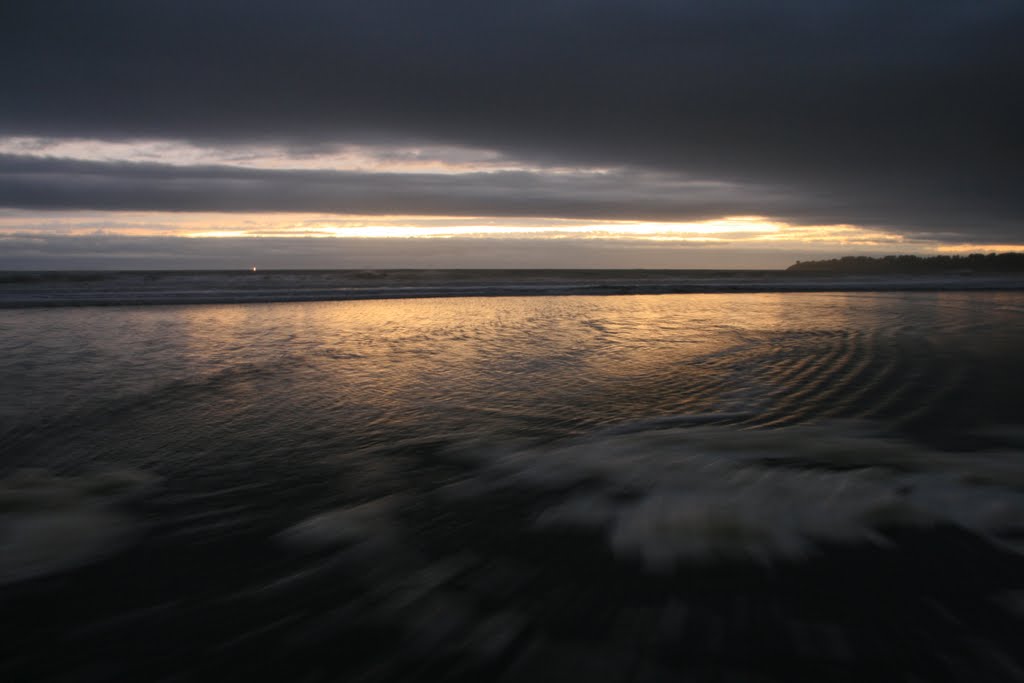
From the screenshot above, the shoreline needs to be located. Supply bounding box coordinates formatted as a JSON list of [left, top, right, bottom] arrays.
[[4, 273, 1024, 308]]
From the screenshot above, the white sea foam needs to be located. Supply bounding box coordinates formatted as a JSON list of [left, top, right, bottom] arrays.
[[0, 469, 158, 585], [471, 423, 1024, 568]]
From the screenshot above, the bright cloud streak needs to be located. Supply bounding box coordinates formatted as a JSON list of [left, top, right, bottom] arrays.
[[0, 136, 610, 175], [0, 209, 912, 246], [181, 215, 911, 247], [1, 209, 1004, 271], [189, 216, 787, 239]]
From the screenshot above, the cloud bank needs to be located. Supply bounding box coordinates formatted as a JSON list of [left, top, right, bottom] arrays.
[[1, 0, 1022, 257]]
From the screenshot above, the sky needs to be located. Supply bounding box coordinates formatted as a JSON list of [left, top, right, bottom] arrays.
[[1, 1, 1022, 270]]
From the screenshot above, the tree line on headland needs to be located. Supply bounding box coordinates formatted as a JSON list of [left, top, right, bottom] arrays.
[[787, 252, 1024, 274]]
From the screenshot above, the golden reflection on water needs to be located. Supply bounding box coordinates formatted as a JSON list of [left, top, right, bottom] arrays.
[[3, 290, 1023, 469], [161, 293, 890, 434], [4, 290, 1020, 443]]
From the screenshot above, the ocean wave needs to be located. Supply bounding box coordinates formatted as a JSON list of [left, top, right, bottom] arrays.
[[436, 422, 1024, 569], [3, 270, 1024, 307]]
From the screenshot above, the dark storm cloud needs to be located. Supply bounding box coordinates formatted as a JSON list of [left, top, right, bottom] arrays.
[[1, 1, 1022, 238], [0, 232, 814, 271], [0, 153, 805, 222], [0, 154, 1015, 240]]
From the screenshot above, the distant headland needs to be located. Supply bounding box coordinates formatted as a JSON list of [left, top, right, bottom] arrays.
[[787, 253, 1024, 274]]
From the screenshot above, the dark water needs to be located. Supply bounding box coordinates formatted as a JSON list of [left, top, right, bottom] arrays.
[[2, 292, 1024, 682], [3, 268, 1024, 307]]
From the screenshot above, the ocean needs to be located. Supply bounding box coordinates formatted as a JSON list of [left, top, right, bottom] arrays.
[[2, 272, 1023, 682]]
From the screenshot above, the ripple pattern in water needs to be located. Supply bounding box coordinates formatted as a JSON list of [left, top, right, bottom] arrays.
[[1, 292, 1023, 681]]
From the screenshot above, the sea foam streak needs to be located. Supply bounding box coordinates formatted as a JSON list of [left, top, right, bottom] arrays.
[[0, 469, 159, 585], [424, 422, 1024, 569]]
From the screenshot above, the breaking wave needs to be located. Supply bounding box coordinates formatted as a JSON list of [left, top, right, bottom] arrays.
[[431, 422, 1024, 569]]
